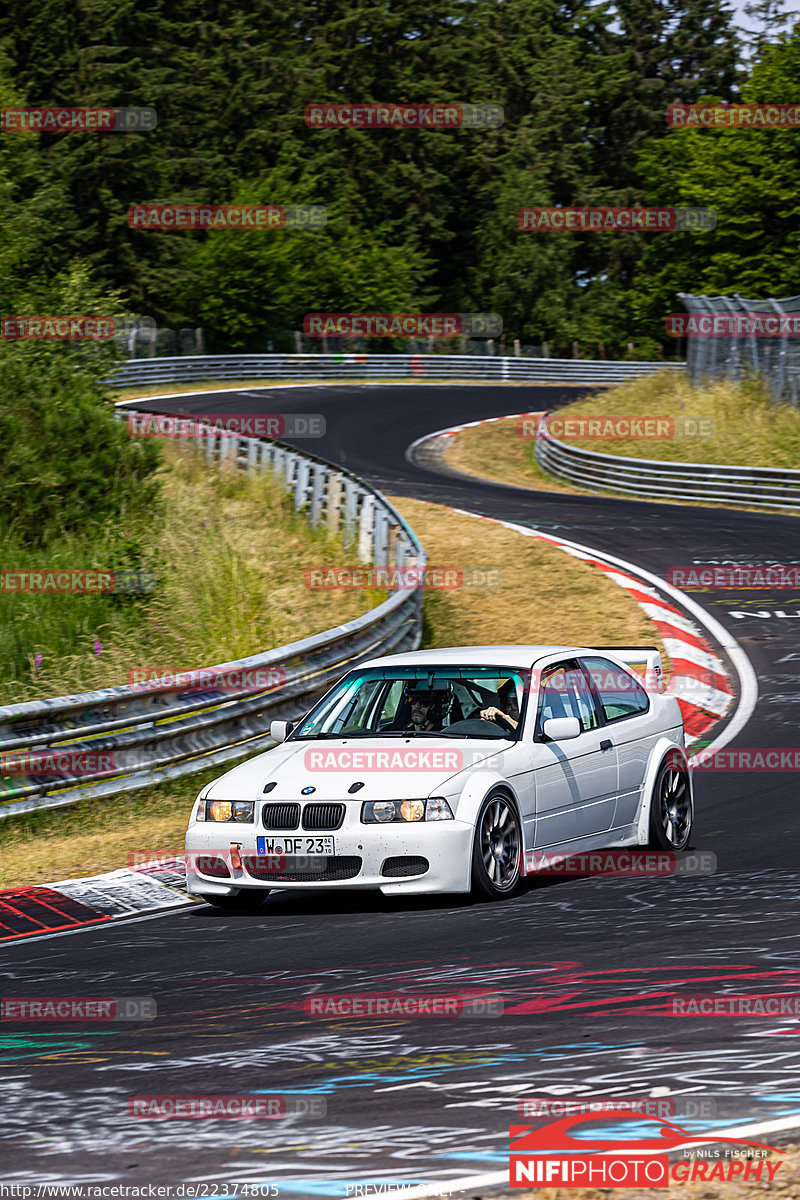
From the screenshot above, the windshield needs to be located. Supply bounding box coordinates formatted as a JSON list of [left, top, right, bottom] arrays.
[[291, 666, 530, 740]]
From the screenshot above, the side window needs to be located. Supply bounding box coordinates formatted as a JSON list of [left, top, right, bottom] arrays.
[[538, 661, 600, 734], [582, 656, 649, 722], [339, 679, 384, 731], [378, 680, 404, 725]]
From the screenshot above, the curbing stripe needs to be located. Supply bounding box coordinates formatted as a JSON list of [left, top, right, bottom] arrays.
[[0, 863, 197, 941]]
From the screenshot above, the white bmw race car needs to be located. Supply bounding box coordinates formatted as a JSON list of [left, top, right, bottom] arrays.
[[185, 644, 692, 907]]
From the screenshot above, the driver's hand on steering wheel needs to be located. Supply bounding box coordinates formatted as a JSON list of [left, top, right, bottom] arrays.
[[480, 705, 518, 729]]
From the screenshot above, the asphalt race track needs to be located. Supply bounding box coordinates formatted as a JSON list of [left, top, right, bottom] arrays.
[[4, 384, 800, 1192]]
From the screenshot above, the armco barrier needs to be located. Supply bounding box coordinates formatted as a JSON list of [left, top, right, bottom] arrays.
[[536, 418, 800, 510], [108, 352, 684, 388], [0, 415, 425, 818]]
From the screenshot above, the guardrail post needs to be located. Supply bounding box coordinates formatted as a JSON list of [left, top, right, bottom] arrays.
[[387, 523, 401, 567], [373, 506, 389, 566], [327, 474, 342, 535], [219, 435, 236, 465], [358, 493, 375, 563], [309, 463, 325, 527], [342, 478, 358, 547], [294, 458, 310, 510]]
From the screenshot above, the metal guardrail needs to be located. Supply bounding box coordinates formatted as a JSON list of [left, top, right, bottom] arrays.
[[0, 416, 426, 818], [536, 418, 800, 510], [108, 352, 684, 388]]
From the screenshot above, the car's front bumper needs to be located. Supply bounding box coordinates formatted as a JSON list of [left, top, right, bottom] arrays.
[[184, 819, 474, 897]]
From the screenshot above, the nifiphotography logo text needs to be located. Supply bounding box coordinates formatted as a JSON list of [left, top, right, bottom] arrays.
[[509, 1111, 784, 1187]]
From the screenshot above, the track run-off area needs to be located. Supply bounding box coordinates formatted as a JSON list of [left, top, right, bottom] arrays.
[[3, 383, 800, 1194]]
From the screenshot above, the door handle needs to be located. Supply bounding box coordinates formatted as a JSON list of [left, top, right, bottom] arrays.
[[599, 738, 613, 751]]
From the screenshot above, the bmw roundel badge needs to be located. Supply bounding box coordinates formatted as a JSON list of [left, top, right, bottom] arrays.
[[301, 786, 316, 794]]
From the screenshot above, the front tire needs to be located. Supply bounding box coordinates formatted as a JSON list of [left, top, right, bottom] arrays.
[[648, 754, 692, 851], [471, 791, 522, 900]]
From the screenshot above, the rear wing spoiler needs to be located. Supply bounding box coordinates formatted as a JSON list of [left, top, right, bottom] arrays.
[[592, 646, 664, 693]]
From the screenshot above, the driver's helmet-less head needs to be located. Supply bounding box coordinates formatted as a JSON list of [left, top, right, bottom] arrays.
[[498, 677, 521, 717], [406, 680, 454, 725]]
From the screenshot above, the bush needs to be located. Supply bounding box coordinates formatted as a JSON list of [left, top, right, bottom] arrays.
[[0, 346, 162, 547]]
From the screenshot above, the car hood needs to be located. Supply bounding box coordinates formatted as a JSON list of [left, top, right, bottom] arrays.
[[205, 736, 510, 801]]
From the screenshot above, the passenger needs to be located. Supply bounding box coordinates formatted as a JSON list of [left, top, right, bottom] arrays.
[[480, 678, 520, 730]]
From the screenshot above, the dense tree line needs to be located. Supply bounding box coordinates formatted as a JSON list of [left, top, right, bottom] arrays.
[[0, 0, 797, 355]]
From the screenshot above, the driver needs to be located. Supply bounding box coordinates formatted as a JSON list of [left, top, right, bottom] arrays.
[[405, 681, 453, 732], [480, 678, 520, 730]]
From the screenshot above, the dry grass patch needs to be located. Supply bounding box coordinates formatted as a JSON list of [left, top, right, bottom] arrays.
[[443, 415, 573, 493], [540, 370, 800, 467], [387, 495, 666, 653]]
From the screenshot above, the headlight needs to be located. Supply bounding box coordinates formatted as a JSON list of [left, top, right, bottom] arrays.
[[370, 801, 397, 824], [362, 799, 447, 823], [206, 800, 254, 823]]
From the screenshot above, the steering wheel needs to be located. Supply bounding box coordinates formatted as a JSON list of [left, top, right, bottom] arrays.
[[465, 705, 516, 732]]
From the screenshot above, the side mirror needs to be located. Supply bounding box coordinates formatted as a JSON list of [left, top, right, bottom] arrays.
[[542, 716, 581, 741], [269, 720, 294, 743]]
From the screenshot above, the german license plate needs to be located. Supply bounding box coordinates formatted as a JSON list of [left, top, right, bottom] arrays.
[[257, 835, 335, 856]]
